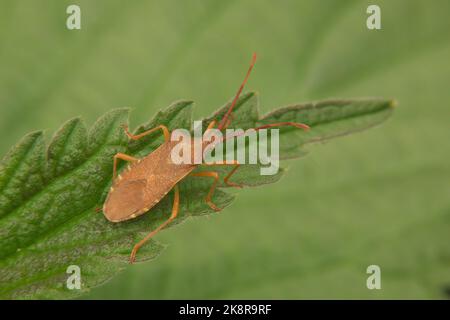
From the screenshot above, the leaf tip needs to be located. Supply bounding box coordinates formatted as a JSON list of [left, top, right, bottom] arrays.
[[389, 99, 398, 109], [22, 130, 45, 146], [169, 99, 194, 108], [27, 130, 44, 138], [245, 90, 258, 97], [241, 91, 259, 102], [104, 107, 131, 122]]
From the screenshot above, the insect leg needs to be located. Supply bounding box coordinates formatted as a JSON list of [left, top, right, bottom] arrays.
[[113, 153, 139, 180], [206, 120, 217, 131], [190, 171, 221, 212], [201, 161, 242, 188], [121, 124, 171, 142], [129, 184, 180, 264], [223, 162, 241, 188], [214, 122, 309, 151]]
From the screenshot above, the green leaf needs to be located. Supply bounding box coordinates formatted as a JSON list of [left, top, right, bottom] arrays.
[[259, 98, 395, 159], [0, 93, 391, 299]]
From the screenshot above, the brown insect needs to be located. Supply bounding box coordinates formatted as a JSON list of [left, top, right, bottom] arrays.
[[102, 53, 310, 263]]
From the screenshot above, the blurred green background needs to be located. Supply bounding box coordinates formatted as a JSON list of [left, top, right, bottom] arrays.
[[1, 0, 449, 299]]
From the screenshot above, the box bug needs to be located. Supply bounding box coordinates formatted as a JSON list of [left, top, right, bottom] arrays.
[[102, 53, 310, 263]]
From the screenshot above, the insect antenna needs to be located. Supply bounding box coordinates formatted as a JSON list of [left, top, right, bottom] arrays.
[[217, 53, 257, 131]]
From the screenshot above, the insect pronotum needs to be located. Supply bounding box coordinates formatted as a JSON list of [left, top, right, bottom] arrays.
[[102, 53, 310, 263]]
